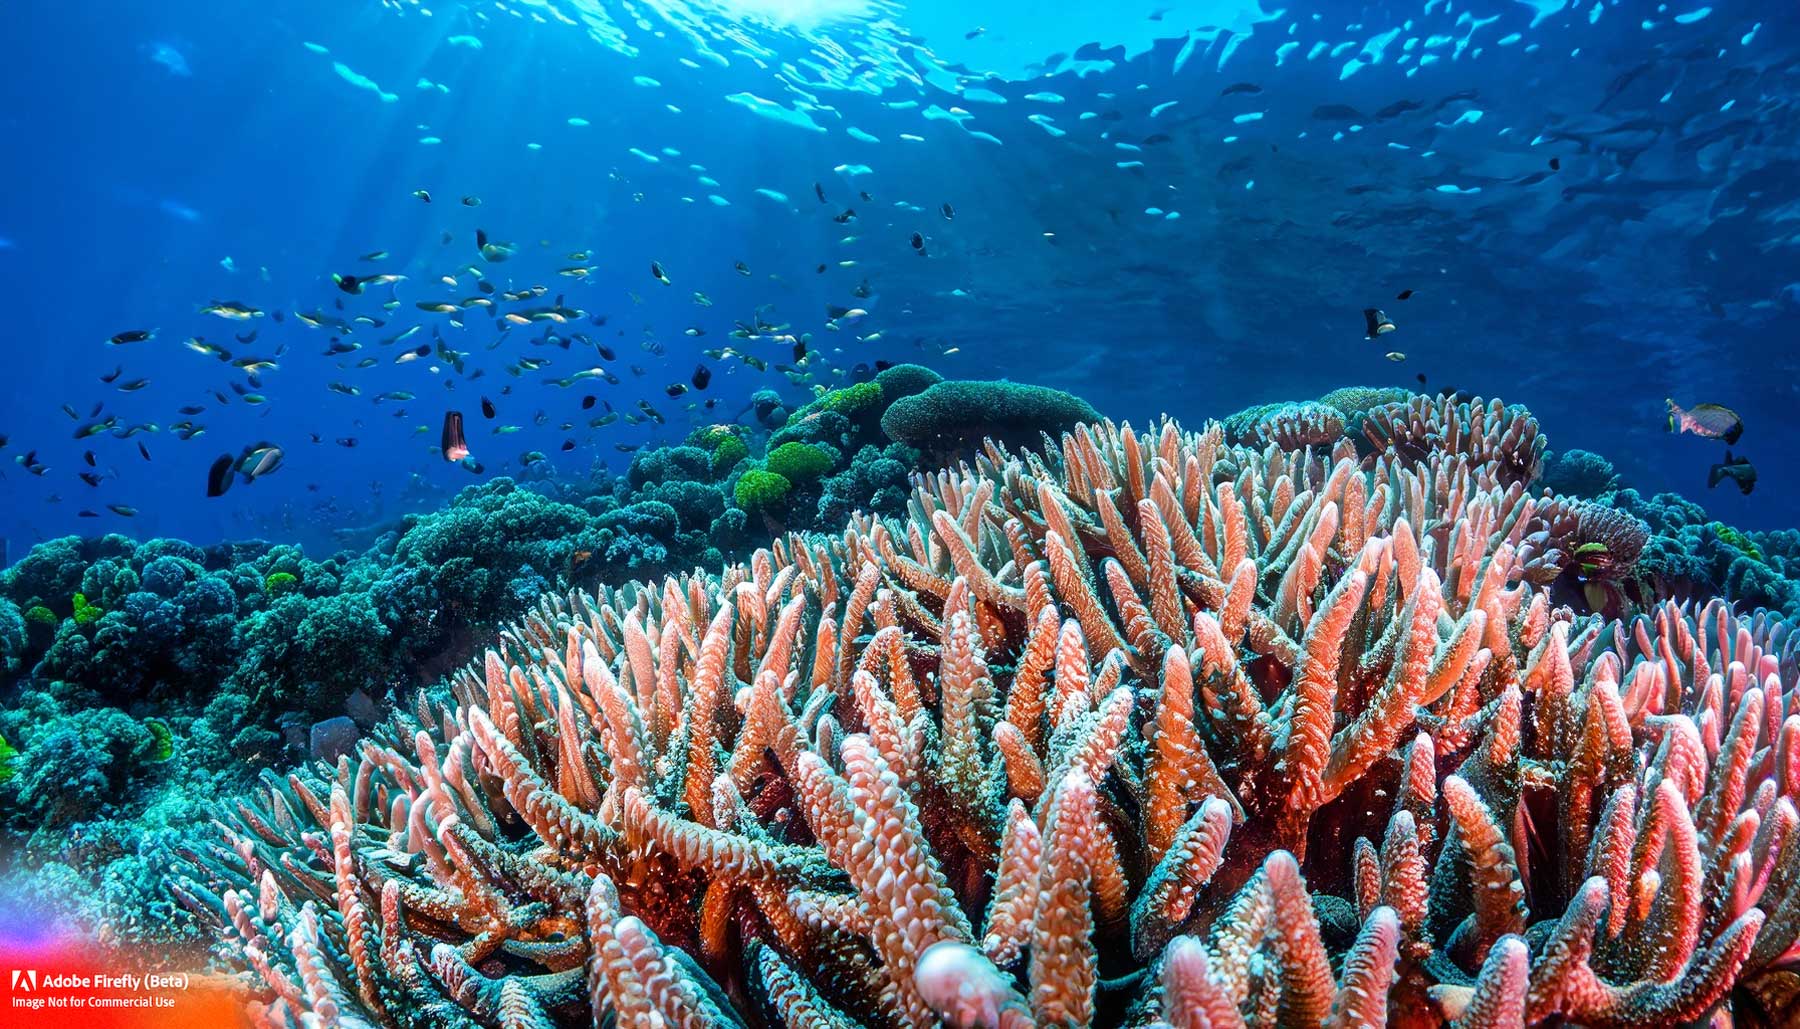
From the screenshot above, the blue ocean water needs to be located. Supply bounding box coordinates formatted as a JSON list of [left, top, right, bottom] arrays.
[[2, 0, 1795, 560]]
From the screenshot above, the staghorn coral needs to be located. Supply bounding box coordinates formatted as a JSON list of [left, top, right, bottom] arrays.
[[1362, 393, 1547, 488], [175, 414, 1800, 1028]]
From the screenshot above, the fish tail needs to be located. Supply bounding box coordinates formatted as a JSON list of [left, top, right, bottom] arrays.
[[1708, 464, 1722, 489]]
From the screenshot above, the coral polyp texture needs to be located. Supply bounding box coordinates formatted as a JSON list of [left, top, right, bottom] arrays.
[[176, 399, 1800, 1028]]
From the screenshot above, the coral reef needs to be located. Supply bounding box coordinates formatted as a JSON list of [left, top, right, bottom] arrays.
[[1609, 490, 1800, 618], [882, 379, 1100, 454], [176, 410, 1800, 1027], [1221, 400, 1347, 450], [1361, 393, 1546, 486], [0, 374, 991, 953], [1538, 448, 1623, 499], [1317, 385, 1416, 424]]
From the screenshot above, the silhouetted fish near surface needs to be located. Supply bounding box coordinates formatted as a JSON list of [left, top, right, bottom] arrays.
[[109, 329, 155, 345], [692, 364, 712, 390]]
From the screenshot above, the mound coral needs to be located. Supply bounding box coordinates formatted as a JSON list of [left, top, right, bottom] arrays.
[[734, 469, 794, 511], [1317, 385, 1415, 424], [178, 411, 1800, 1027], [1539, 448, 1622, 499], [766, 442, 837, 484], [1222, 400, 1347, 450], [882, 379, 1100, 454]]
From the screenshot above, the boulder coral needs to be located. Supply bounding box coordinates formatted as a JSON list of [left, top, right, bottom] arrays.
[[176, 406, 1800, 1027], [882, 379, 1101, 454]]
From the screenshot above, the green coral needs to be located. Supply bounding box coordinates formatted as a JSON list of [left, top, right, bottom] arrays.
[[872, 363, 944, 404], [818, 380, 883, 416], [0, 731, 16, 784], [765, 442, 835, 484], [710, 434, 749, 476], [683, 424, 751, 477], [1710, 522, 1763, 561], [734, 470, 792, 511], [263, 572, 299, 596], [769, 380, 897, 451], [71, 592, 102, 626], [25, 605, 56, 627], [144, 719, 174, 763]]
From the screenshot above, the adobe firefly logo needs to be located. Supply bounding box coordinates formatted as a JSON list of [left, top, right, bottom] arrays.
[[11, 969, 37, 992]]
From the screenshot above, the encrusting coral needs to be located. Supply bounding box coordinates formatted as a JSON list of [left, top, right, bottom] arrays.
[[174, 397, 1800, 1027]]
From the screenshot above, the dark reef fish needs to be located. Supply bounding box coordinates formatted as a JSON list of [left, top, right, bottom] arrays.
[[441, 410, 470, 462], [205, 453, 235, 497], [1708, 450, 1756, 495], [1363, 308, 1396, 338]]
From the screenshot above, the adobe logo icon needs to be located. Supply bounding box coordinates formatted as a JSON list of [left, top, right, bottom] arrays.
[[11, 969, 37, 992]]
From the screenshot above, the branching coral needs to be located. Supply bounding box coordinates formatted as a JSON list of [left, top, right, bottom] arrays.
[[176, 410, 1800, 1027], [1362, 393, 1547, 487]]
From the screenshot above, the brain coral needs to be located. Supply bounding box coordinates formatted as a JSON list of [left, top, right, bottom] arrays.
[[1222, 399, 1347, 450], [177, 409, 1800, 1028], [881, 379, 1100, 452]]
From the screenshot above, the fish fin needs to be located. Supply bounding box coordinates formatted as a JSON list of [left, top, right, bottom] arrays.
[[1724, 422, 1743, 445]]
